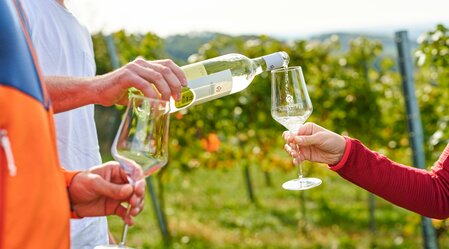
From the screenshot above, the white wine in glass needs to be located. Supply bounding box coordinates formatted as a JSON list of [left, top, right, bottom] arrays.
[[95, 94, 170, 249], [271, 66, 322, 190]]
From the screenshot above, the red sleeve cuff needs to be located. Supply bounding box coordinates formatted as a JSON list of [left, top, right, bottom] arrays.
[[328, 136, 352, 171]]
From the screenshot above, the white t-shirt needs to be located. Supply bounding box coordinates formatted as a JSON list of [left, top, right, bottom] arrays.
[[21, 0, 108, 248]]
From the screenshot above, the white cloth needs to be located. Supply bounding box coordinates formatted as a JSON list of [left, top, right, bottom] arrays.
[[21, 0, 108, 248]]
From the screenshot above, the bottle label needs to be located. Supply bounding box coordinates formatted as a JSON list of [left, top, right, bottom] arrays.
[[263, 53, 285, 71], [174, 87, 196, 109], [182, 63, 208, 81], [189, 69, 233, 106]]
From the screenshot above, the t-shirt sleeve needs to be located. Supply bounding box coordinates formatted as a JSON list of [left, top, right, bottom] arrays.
[[329, 138, 449, 219]]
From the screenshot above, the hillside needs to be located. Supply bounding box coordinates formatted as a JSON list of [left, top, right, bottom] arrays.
[[164, 31, 420, 63], [310, 32, 419, 57], [164, 32, 217, 64]]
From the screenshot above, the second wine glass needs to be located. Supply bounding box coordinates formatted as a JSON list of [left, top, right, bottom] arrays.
[[271, 66, 322, 190], [95, 94, 170, 249]]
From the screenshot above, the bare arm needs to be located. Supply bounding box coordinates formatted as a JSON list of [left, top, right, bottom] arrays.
[[45, 76, 96, 113], [47, 58, 187, 113]]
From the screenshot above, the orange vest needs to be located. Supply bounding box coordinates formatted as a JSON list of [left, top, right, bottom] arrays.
[[0, 0, 77, 248]]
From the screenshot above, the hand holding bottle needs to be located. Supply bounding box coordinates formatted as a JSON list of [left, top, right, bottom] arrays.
[[283, 122, 347, 166], [91, 58, 187, 107]]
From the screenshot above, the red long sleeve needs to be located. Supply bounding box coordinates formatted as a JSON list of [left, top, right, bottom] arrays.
[[330, 138, 449, 219]]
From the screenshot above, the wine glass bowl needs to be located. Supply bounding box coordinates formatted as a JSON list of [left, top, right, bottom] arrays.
[[112, 95, 170, 181], [271, 66, 313, 132], [95, 95, 170, 249], [271, 66, 321, 190]]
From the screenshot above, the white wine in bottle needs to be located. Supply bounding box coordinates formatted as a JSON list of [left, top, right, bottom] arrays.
[[170, 51, 289, 113]]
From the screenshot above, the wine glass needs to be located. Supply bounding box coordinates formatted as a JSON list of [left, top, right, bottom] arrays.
[[95, 94, 170, 249], [271, 66, 322, 190]]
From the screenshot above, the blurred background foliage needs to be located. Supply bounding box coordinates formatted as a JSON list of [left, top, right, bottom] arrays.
[[92, 25, 449, 248]]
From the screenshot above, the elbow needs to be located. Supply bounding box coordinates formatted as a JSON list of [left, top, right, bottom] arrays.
[[418, 205, 449, 220], [426, 212, 449, 220]]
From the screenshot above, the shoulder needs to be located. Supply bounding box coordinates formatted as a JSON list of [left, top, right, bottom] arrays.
[[20, 0, 57, 31]]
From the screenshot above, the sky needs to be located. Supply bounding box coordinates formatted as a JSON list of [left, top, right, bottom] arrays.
[[67, 0, 449, 38]]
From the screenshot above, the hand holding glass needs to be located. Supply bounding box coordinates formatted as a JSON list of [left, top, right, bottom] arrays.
[[95, 95, 170, 249], [271, 66, 321, 190]]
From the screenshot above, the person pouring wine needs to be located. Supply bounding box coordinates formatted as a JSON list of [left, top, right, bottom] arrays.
[[19, 0, 186, 247]]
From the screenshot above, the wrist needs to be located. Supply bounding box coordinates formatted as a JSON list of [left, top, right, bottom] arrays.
[[89, 73, 126, 106], [328, 136, 352, 171], [84, 76, 103, 106]]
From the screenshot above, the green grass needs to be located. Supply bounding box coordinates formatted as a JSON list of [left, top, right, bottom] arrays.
[[107, 163, 449, 248]]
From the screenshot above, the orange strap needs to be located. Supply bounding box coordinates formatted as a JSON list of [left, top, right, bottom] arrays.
[[62, 169, 81, 186], [62, 169, 83, 218]]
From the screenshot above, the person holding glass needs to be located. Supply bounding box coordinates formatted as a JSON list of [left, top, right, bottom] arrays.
[[283, 122, 449, 219], [0, 1, 146, 248], [19, 0, 186, 247]]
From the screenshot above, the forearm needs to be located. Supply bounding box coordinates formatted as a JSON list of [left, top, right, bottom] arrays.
[[45, 76, 98, 113], [332, 138, 449, 219]]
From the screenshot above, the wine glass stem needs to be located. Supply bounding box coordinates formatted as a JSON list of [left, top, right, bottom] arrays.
[[297, 163, 303, 179], [291, 131, 303, 179], [118, 204, 132, 247], [119, 177, 134, 247]]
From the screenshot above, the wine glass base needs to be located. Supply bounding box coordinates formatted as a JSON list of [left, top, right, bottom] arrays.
[[94, 245, 134, 249], [282, 177, 322, 191]]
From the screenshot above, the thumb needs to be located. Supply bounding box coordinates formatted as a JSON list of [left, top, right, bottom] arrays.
[[297, 122, 322, 135], [92, 177, 133, 201], [294, 133, 320, 147]]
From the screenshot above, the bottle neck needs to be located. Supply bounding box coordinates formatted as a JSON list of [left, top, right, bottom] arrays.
[[252, 57, 266, 76], [251, 51, 290, 75]]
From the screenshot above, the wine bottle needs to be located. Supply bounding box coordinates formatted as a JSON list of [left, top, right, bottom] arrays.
[[170, 51, 289, 113]]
